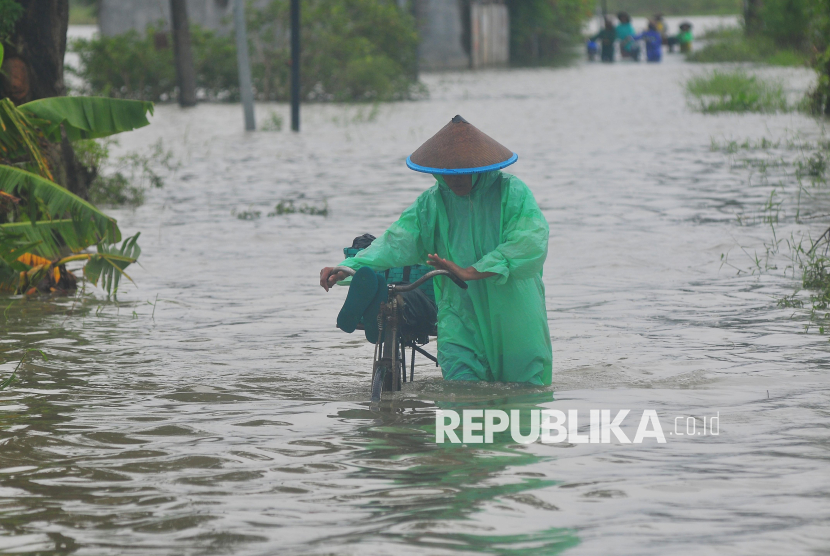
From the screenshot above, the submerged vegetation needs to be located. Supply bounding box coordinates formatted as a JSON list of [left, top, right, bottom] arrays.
[[74, 139, 179, 206], [686, 70, 789, 113], [69, 0, 422, 103], [713, 132, 830, 333], [687, 0, 830, 116]]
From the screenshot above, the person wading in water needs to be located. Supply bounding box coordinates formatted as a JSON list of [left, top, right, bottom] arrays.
[[320, 116, 553, 385]]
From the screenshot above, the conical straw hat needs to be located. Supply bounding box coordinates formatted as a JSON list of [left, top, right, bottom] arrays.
[[406, 115, 518, 175]]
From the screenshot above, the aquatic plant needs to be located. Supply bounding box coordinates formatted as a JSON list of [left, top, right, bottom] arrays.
[[0, 349, 46, 391], [686, 70, 789, 113], [268, 199, 328, 216], [74, 138, 179, 206], [260, 111, 284, 132], [0, 94, 152, 296], [714, 131, 830, 333]]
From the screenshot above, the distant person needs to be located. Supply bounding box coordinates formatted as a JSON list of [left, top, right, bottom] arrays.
[[589, 18, 616, 63], [652, 13, 669, 44], [668, 22, 694, 53], [615, 12, 641, 61], [634, 21, 663, 62], [586, 39, 599, 61]]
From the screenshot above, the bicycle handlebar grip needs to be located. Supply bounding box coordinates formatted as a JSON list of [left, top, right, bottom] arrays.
[[331, 266, 356, 277], [444, 271, 468, 290]]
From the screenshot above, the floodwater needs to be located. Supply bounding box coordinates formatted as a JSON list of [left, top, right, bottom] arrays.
[[2, 18, 830, 556]]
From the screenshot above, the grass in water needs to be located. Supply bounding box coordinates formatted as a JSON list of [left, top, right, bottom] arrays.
[[686, 70, 788, 113]]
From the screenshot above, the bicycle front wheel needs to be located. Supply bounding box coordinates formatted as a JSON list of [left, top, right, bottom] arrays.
[[371, 366, 386, 402]]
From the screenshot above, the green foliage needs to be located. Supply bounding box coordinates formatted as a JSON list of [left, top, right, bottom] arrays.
[[83, 233, 141, 296], [0, 166, 121, 256], [603, 0, 742, 15], [507, 0, 594, 66], [760, 0, 812, 48], [688, 0, 830, 115], [0, 228, 35, 290], [0, 0, 23, 43], [686, 70, 789, 113], [260, 111, 284, 132], [68, 28, 178, 101], [0, 95, 146, 295], [268, 199, 328, 216], [0, 99, 53, 179], [687, 27, 808, 66], [73, 138, 177, 207], [68, 0, 98, 25], [19, 97, 154, 142], [69, 0, 422, 103]]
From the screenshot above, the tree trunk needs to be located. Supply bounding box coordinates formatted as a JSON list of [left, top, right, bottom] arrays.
[[0, 0, 68, 102], [0, 0, 92, 200], [745, 0, 763, 35], [170, 0, 198, 107]]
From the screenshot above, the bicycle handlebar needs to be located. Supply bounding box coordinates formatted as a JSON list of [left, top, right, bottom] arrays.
[[330, 266, 468, 291]]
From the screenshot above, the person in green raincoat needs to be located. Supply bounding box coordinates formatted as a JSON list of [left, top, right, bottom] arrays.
[[319, 116, 552, 385]]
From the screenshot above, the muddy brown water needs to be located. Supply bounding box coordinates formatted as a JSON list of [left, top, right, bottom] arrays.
[[1, 18, 829, 555]]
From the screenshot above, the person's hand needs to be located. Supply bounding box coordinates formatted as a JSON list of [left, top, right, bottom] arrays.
[[427, 254, 498, 282], [319, 267, 347, 292], [426, 254, 474, 281]]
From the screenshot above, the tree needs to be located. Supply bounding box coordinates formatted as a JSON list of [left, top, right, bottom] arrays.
[[745, 0, 764, 35], [0, 0, 94, 199]]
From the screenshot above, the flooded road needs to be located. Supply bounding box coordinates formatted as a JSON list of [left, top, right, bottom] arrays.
[[2, 21, 830, 555]]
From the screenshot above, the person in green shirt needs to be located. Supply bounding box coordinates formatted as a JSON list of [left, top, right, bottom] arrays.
[[668, 22, 693, 53], [615, 11, 641, 61], [590, 18, 617, 63], [319, 116, 553, 385]]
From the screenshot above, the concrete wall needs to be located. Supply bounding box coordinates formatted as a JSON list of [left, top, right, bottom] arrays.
[[414, 0, 470, 71], [470, 1, 509, 69], [99, 0, 234, 36]]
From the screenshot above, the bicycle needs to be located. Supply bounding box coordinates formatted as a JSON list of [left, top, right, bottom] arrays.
[[331, 266, 468, 401]]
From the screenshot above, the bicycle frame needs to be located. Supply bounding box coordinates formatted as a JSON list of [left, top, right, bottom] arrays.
[[331, 266, 467, 399]]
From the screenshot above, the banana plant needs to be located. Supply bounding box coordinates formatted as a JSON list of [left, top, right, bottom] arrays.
[[11, 233, 141, 297], [0, 95, 152, 295]]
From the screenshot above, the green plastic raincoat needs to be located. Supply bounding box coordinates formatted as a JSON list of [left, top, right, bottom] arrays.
[[338, 170, 552, 385]]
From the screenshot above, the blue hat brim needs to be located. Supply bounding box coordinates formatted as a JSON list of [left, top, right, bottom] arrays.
[[406, 153, 518, 175]]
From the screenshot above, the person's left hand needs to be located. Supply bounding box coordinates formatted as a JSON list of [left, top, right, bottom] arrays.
[[427, 254, 478, 281]]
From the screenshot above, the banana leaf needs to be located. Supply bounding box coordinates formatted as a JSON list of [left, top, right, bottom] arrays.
[[0, 98, 53, 179], [20, 97, 154, 142], [0, 166, 121, 256], [0, 228, 39, 291], [84, 233, 141, 296], [0, 219, 91, 258]]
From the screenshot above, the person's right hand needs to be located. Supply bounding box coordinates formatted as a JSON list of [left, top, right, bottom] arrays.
[[319, 267, 347, 292]]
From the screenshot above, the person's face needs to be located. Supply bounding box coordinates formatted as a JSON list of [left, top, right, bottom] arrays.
[[443, 174, 473, 196]]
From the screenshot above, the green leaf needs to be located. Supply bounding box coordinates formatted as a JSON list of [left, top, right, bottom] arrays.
[[0, 219, 91, 258], [0, 166, 121, 255], [84, 233, 141, 296], [19, 97, 154, 142]]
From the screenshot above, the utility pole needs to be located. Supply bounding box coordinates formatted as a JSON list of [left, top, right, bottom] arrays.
[[291, 0, 300, 132], [170, 0, 197, 107], [233, 0, 256, 130]]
